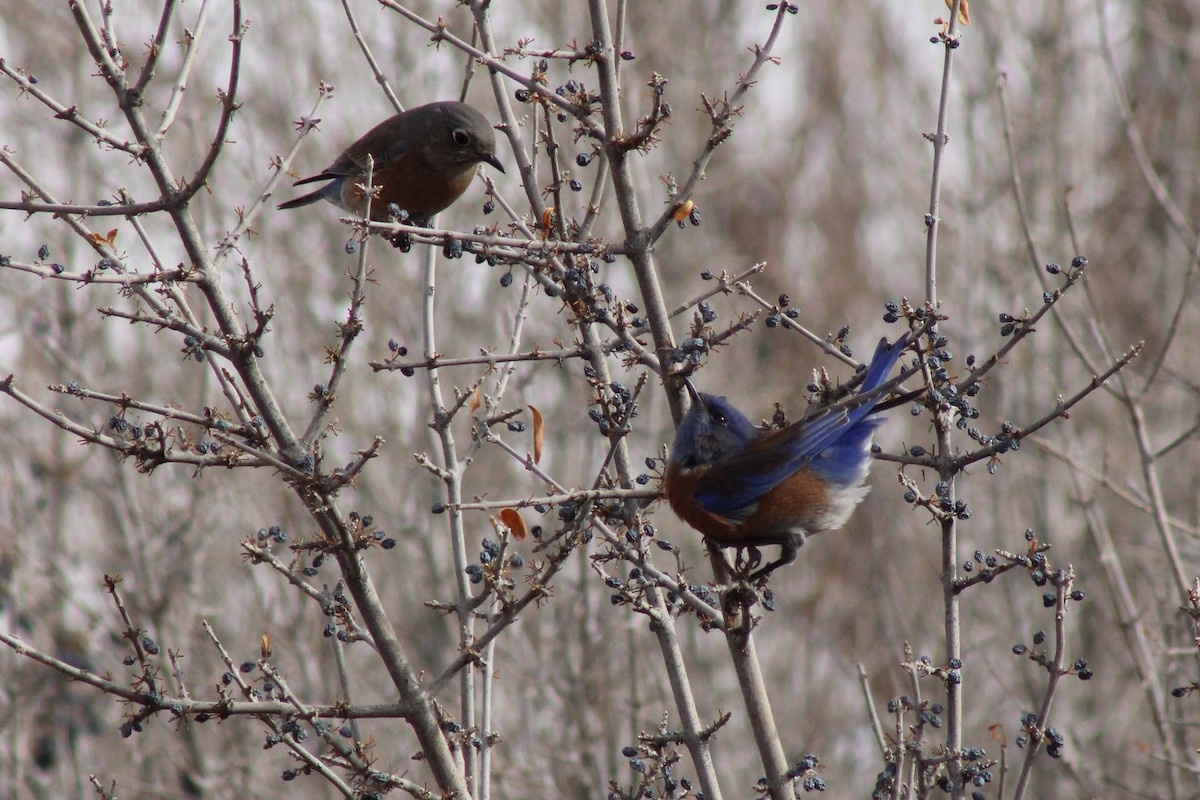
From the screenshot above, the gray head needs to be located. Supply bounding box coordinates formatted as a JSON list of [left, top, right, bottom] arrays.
[[669, 381, 760, 470], [420, 101, 505, 172]]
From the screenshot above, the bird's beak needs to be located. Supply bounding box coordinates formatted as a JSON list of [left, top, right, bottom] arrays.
[[483, 153, 505, 173], [682, 377, 702, 405]]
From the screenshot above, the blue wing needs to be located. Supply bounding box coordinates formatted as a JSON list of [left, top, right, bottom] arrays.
[[691, 334, 908, 516]]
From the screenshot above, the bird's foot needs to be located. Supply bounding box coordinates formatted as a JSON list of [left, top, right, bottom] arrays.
[[744, 535, 805, 583], [733, 546, 764, 574]]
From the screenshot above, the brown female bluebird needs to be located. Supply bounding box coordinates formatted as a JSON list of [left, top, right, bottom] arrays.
[[279, 101, 504, 223], [665, 333, 911, 580]]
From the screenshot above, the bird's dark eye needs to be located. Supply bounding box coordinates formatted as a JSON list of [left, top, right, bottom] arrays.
[[710, 410, 726, 424], [452, 128, 471, 147]]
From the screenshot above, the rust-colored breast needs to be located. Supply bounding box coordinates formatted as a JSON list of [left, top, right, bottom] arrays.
[[744, 469, 831, 535], [665, 464, 740, 544], [340, 157, 478, 222], [666, 462, 836, 549]]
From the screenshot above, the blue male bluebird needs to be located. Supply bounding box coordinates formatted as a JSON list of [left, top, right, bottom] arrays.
[[665, 333, 911, 580], [279, 101, 504, 223]]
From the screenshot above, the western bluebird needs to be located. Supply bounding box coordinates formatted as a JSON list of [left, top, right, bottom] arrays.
[[665, 333, 911, 580], [279, 100, 505, 224]]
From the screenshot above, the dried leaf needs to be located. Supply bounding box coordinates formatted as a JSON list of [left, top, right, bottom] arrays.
[[944, 0, 970, 25], [673, 199, 695, 223], [470, 386, 481, 413], [499, 507, 528, 541], [529, 404, 544, 464], [260, 633, 271, 659], [86, 229, 118, 247]]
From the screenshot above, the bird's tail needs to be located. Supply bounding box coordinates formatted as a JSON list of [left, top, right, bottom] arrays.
[[277, 186, 329, 210], [858, 331, 912, 399]]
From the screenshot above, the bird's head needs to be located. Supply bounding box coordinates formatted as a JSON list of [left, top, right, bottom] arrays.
[[669, 380, 760, 470], [431, 102, 505, 173]]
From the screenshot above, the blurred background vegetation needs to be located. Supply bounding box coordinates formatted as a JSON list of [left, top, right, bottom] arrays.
[[1, 1, 1197, 798]]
